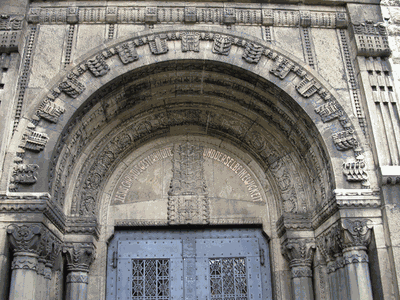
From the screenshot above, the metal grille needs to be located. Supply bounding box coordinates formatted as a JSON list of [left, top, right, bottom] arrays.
[[132, 259, 170, 300], [209, 258, 248, 300]]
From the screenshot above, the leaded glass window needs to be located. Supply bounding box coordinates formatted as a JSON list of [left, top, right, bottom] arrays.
[[132, 259, 170, 300], [209, 258, 248, 300]]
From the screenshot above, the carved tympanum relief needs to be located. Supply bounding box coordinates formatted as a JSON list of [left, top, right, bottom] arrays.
[[108, 141, 266, 224]]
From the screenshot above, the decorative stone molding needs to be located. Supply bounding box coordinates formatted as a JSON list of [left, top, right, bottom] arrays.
[[12, 27, 361, 219], [63, 243, 96, 272], [282, 239, 316, 268], [66, 273, 89, 284], [65, 216, 99, 239], [341, 219, 373, 249], [37, 99, 65, 123], [26, 6, 348, 29], [277, 213, 312, 238], [350, 20, 391, 57], [380, 166, 400, 185], [11, 254, 38, 271], [0, 14, 24, 53], [7, 223, 43, 254], [343, 251, 369, 264]]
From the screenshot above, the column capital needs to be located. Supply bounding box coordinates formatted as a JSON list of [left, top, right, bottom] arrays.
[[63, 243, 96, 272], [38, 228, 62, 268], [282, 238, 316, 269], [341, 219, 373, 250], [7, 223, 43, 254], [317, 223, 343, 262]]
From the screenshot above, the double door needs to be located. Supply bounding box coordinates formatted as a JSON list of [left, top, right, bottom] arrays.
[[106, 228, 273, 300]]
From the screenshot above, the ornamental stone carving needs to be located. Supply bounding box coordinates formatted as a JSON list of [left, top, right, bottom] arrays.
[[66, 273, 89, 284], [63, 243, 96, 272], [11, 255, 38, 271], [168, 142, 210, 225], [341, 219, 373, 249], [7, 223, 43, 253], [282, 239, 316, 278]]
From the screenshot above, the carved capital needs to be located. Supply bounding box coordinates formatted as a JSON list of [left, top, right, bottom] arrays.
[[38, 228, 62, 268], [7, 223, 43, 254], [63, 243, 96, 272], [317, 224, 343, 262], [282, 239, 316, 268], [341, 219, 372, 249]]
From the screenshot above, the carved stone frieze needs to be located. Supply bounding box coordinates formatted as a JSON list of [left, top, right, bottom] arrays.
[[63, 243, 96, 272], [0, 14, 24, 53], [343, 251, 369, 264]]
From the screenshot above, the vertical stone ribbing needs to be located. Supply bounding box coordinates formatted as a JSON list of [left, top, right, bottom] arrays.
[[339, 29, 366, 134], [108, 24, 115, 40], [13, 26, 37, 133], [64, 25, 75, 68], [301, 27, 315, 69]]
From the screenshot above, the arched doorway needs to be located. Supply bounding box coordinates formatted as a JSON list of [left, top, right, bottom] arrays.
[[5, 26, 377, 300]]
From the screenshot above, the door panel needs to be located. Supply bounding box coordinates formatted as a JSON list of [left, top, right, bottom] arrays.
[[107, 228, 273, 300]]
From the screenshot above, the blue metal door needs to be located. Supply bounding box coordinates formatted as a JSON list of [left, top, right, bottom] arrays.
[[106, 228, 273, 300]]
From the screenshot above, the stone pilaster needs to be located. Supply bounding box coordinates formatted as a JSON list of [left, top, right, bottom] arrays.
[[63, 243, 96, 300], [7, 223, 42, 300], [282, 239, 316, 300], [341, 219, 374, 300]]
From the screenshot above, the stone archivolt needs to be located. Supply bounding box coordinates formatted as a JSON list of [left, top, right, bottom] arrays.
[[8, 28, 366, 230]]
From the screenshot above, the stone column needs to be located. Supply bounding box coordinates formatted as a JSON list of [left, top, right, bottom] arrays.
[[341, 219, 374, 300], [282, 239, 316, 300], [7, 224, 42, 300], [63, 243, 96, 300]]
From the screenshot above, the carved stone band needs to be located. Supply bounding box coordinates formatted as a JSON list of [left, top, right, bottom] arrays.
[[291, 266, 313, 278], [66, 272, 89, 284], [11, 253, 38, 271], [343, 250, 369, 265]]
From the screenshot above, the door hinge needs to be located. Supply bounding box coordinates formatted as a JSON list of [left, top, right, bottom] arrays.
[[259, 248, 265, 266], [111, 251, 117, 268]]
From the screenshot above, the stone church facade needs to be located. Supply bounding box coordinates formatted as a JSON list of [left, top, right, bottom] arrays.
[[0, 0, 400, 299]]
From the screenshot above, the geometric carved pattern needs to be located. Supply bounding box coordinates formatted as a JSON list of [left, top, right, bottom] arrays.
[[132, 259, 170, 299], [209, 257, 248, 300], [168, 142, 209, 225]]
